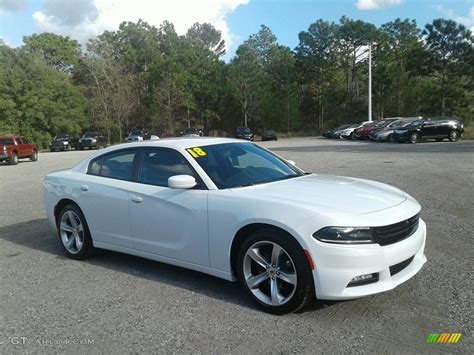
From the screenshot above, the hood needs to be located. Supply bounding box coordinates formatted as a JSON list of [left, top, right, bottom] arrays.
[[231, 174, 407, 215]]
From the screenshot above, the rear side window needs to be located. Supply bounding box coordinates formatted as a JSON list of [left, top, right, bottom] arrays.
[[138, 149, 196, 187], [88, 149, 137, 181]]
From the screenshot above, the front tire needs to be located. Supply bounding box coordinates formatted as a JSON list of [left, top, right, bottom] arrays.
[[9, 153, 18, 165], [58, 204, 94, 260], [448, 130, 460, 142], [237, 228, 315, 314]]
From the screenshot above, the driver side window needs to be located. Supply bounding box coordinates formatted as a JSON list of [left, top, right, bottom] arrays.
[[138, 149, 196, 187]]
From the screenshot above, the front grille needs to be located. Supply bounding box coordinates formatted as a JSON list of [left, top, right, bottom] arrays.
[[373, 214, 419, 246], [390, 256, 415, 276]]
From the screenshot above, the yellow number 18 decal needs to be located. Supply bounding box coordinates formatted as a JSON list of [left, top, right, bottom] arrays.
[[186, 147, 207, 158]]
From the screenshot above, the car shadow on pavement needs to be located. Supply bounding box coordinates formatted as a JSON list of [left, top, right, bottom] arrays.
[[0, 218, 339, 313]]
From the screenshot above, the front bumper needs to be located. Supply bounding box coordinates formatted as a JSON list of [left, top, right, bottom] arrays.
[[78, 141, 97, 148], [310, 218, 427, 300]]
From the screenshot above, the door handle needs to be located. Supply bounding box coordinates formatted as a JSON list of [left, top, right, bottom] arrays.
[[131, 195, 143, 203], [80, 185, 89, 191]]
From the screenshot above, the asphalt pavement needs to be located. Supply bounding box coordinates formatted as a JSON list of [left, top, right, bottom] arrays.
[[0, 137, 472, 354]]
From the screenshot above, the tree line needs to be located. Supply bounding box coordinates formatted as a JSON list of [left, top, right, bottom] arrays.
[[0, 17, 472, 147]]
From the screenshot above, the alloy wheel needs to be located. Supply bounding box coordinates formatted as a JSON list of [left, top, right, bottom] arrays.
[[60, 210, 84, 254], [243, 241, 297, 306], [449, 131, 459, 142]]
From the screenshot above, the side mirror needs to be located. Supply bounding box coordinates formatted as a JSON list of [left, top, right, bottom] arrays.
[[168, 175, 197, 189], [287, 160, 296, 166]]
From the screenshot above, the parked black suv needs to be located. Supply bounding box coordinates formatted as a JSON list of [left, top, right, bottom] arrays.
[[77, 132, 107, 150], [49, 134, 78, 152], [392, 118, 464, 143], [235, 127, 254, 141]]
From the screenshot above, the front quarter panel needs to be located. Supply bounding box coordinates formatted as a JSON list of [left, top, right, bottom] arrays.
[[207, 189, 320, 275]]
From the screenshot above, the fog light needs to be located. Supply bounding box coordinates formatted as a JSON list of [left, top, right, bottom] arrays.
[[347, 273, 379, 287]]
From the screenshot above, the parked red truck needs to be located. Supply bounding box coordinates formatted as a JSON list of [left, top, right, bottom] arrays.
[[0, 135, 38, 165]]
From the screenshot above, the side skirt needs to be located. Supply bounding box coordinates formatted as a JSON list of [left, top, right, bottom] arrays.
[[93, 241, 237, 282]]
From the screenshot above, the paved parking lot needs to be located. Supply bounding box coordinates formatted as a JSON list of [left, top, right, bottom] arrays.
[[1, 138, 472, 353]]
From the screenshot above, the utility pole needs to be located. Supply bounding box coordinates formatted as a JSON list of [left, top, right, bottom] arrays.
[[368, 44, 372, 122]]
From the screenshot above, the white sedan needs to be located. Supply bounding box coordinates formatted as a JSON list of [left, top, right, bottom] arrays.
[[43, 138, 427, 314]]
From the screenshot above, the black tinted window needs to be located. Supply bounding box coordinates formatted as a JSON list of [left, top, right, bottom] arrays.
[[138, 149, 195, 187], [0, 138, 14, 145], [89, 150, 136, 181], [189, 143, 302, 189]]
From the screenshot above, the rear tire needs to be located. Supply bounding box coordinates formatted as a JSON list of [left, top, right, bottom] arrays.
[[30, 150, 38, 161], [236, 228, 315, 315], [448, 130, 460, 142], [409, 132, 420, 144], [57, 204, 94, 260]]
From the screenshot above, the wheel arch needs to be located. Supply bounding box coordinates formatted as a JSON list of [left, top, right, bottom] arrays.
[[229, 223, 306, 276], [54, 198, 81, 226]]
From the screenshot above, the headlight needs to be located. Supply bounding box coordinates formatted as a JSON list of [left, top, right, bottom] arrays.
[[313, 227, 374, 244], [91, 138, 97, 142]]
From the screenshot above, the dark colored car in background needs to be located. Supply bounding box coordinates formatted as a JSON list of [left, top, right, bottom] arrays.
[[354, 119, 398, 140], [369, 119, 417, 142], [77, 132, 107, 150], [262, 130, 277, 141], [235, 127, 254, 141], [50, 134, 78, 151], [392, 118, 464, 143], [323, 124, 351, 139]]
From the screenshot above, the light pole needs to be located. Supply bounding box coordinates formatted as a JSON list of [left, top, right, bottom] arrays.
[[368, 44, 372, 122]]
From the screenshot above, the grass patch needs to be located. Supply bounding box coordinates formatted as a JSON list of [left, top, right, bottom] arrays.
[[463, 126, 474, 140]]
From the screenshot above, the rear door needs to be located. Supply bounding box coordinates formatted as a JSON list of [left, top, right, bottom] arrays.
[[76, 148, 139, 249], [128, 147, 209, 266]]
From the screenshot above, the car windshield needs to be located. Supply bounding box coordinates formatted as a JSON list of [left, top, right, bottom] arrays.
[[374, 120, 390, 127], [408, 120, 425, 128], [187, 143, 303, 189], [55, 134, 69, 139], [184, 128, 198, 134], [84, 133, 97, 138], [390, 120, 409, 128], [237, 127, 251, 133], [0, 138, 14, 145], [129, 130, 144, 136]]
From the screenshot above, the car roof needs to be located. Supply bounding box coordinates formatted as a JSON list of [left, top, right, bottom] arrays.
[[115, 137, 244, 150]]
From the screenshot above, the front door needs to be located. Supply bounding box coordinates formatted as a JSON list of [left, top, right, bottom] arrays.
[[128, 148, 209, 266]]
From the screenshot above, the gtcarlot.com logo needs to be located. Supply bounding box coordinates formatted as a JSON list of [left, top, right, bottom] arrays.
[[0, 337, 94, 346], [426, 333, 462, 344]]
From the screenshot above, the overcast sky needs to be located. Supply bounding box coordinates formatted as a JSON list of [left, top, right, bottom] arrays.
[[1, 0, 473, 60]]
